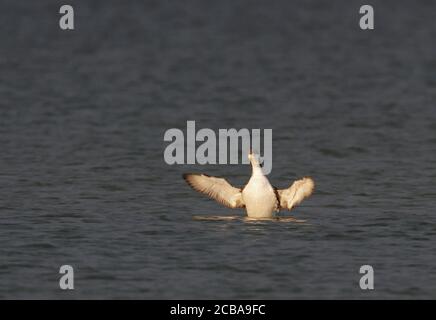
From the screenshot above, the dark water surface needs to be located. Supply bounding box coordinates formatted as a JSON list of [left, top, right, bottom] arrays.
[[1, 0, 436, 298]]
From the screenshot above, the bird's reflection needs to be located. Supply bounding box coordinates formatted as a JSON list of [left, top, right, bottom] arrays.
[[193, 215, 307, 223]]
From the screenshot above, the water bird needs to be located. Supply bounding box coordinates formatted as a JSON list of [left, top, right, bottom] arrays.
[[183, 152, 315, 219]]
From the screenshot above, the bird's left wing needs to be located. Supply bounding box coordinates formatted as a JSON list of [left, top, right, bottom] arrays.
[[277, 177, 315, 210], [183, 173, 245, 209]]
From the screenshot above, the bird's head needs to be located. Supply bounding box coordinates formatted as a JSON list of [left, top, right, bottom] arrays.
[[248, 149, 253, 161], [248, 150, 262, 168]]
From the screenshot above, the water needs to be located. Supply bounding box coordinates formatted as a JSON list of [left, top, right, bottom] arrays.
[[1, 0, 436, 299]]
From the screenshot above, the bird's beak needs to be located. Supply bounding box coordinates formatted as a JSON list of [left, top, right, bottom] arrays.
[[248, 149, 253, 161]]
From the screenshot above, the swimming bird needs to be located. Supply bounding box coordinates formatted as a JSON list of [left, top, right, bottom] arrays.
[[183, 152, 315, 219]]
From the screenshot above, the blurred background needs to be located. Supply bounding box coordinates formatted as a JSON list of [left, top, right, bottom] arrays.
[[0, 0, 435, 298]]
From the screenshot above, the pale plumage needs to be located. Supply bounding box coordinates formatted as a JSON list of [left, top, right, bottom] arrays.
[[183, 174, 244, 209], [183, 152, 315, 219]]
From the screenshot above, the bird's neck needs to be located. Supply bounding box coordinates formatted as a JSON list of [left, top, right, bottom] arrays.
[[250, 161, 264, 177]]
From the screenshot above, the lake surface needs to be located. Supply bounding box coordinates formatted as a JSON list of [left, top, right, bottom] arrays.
[[1, 0, 436, 299]]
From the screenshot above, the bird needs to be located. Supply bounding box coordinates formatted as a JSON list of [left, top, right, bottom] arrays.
[[183, 151, 315, 219]]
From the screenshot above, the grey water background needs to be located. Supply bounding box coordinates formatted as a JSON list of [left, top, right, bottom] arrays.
[[1, 0, 435, 299]]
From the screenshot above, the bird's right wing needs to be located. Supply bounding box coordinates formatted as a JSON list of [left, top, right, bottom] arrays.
[[183, 173, 245, 209], [277, 177, 315, 211]]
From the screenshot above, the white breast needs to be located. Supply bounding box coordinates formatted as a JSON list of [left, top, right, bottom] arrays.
[[242, 174, 278, 218]]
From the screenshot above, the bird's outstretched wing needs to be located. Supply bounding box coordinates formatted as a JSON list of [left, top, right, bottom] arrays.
[[183, 173, 245, 209], [277, 177, 315, 210]]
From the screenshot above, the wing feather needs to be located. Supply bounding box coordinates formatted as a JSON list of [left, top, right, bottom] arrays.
[[183, 173, 245, 209], [278, 177, 315, 210]]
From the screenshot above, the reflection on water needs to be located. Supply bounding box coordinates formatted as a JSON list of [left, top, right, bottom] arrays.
[[193, 215, 307, 223]]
